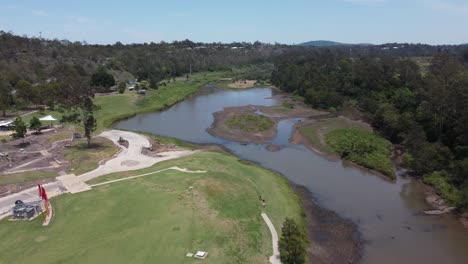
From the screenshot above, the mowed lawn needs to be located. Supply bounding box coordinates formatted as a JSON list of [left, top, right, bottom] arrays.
[[0, 152, 303, 264]]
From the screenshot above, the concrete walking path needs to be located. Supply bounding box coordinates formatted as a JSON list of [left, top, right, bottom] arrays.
[[90, 166, 206, 187], [79, 130, 199, 182], [261, 212, 282, 264], [0, 130, 200, 217]]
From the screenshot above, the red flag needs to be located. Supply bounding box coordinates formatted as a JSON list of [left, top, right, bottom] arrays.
[[38, 184, 42, 198], [41, 186, 48, 202], [37, 184, 48, 202]]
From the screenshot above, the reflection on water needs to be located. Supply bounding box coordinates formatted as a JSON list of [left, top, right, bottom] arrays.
[[115, 87, 468, 264]]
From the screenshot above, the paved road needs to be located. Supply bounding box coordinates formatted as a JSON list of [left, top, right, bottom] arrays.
[[1, 130, 199, 217], [261, 212, 282, 264]]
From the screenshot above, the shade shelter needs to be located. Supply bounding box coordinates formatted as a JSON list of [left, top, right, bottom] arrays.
[[39, 115, 57, 127]]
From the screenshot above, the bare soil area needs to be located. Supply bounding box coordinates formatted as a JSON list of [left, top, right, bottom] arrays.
[[141, 137, 185, 157], [227, 79, 257, 89], [0, 127, 75, 196]]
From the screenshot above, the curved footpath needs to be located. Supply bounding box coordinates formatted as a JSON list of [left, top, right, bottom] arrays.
[[261, 212, 282, 264], [0, 130, 199, 218]]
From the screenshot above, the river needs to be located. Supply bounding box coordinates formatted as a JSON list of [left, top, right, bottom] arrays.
[[115, 86, 468, 264]]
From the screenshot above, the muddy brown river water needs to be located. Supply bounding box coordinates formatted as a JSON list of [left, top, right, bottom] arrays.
[[115, 86, 468, 264]]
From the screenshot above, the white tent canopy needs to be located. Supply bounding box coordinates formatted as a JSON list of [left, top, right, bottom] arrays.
[[39, 115, 57, 121], [0, 120, 13, 127]]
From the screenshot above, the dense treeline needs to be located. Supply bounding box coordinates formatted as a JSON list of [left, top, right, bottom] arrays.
[[0, 31, 286, 86], [0, 31, 288, 115], [272, 50, 468, 209]]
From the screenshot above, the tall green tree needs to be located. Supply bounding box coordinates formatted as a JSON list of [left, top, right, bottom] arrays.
[[29, 116, 42, 134], [55, 63, 98, 146], [15, 79, 38, 105], [91, 67, 115, 89], [83, 114, 96, 146], [118, 81, 126, 94], [0, 79, 13, 117], [278, 218, 306, 264], [12, 117, 27, 139]]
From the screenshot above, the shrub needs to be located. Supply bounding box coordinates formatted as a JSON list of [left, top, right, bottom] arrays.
[[326, 128, 395, 178], [424, 171, 462, 206], [282, 102, 294, 109], [279, 218, 306, 264]]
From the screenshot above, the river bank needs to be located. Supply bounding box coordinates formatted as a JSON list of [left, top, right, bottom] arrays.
[[115, 85, 468, 263], [294, 185, 362, 264]]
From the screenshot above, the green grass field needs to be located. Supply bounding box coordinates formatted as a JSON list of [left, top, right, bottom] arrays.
[[225, 114, 273, 132], [64, 137, 119, 175], [0, 171, 57, 185], [0, 152, 303, 264]]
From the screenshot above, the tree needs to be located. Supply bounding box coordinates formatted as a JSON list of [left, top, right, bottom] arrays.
[[83, 113, 96, 146], [0, 79, 13, 117], [12, 117, 27, 139], [118, 81, 126, 94], [55, 63, 98, 146], [29, 116, 42, 134], [15, 79, 38, 105], [91, 67, 115, 89], [278, 218, 306, 264]]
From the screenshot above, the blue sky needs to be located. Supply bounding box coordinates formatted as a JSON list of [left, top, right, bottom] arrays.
[[0, 0, 467, 45]]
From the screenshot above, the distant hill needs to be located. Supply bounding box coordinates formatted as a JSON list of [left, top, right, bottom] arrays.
[[299, 40, 373, 47]]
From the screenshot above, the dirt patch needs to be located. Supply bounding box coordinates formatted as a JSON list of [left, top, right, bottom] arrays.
[[0, 127, 77, 195], [0, 177, 56, 198], [35, 236, 48, 242], [142, 138, 184, 157], [461, 213, 468, 229], [227, 80, 257, 89], [266, 145, 281, 152], [290, 121, 339, 160], [294, 185, 362, 264]]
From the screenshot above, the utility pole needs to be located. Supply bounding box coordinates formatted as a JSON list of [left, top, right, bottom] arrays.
[[39, 31, 42, 39]]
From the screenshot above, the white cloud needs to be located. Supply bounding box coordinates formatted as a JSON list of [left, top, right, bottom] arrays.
[[32, 10, 47, 17]]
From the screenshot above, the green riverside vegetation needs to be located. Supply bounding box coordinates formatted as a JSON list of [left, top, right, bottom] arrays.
[[326, 129, 395, 179], [0, 152, 304, 264], [94, 71, 226, 131], [225, 114, 273, 132]]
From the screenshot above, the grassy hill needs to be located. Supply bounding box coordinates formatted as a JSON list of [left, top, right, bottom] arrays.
[[0, 152, 304, 264]]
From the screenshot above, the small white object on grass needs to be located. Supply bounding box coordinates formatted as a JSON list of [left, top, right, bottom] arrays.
[[186, 253, 194, 257], [194, 251, 208, 259]]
